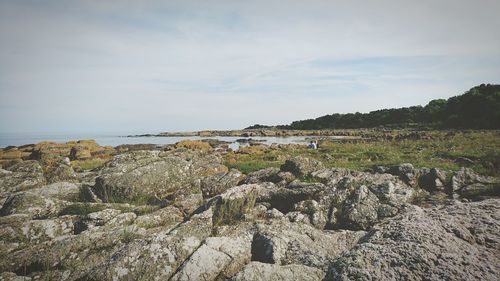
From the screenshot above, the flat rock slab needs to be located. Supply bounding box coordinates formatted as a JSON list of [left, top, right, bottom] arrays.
[[326, 199, 500, 281], [232, 261, 325, 281]]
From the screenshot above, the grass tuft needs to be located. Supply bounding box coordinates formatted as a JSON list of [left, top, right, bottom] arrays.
[[212, 192, 257, 226], [71, 158, 109, 171], [59, 203, 106, 216]]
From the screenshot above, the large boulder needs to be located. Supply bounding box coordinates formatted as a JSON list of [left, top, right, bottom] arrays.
[[134, 206, 184, 230], [207, 184, 261, 226], [43, 157, 77, 184], [280, 157, 324, 177], [309, 168, 415, 230], [0, 191, 68, 219], [92, 150, 227, 203], [452, 167, 498, 192], [387, 163, 420, 187], [261, 181, 326, 214], [31, 141, 73, 161], [336, 185, 380, 230], [200, 169, 245, 198], [18, 216, 75, 244], [244, 167, 415, 231], [325, 199, 500, 281], [171, 236, 251, 281], [82, 209, 214, 281], [0, 147, 28, 169], [332, 180, 414, 231], [243, 167, 281, 184], [0, 224, 146, 279], [31, 140, 113, 161], [251, 219, 365, 270], [27, 182, 81, 201], [0, 161, 46, 194], [417, 168, 447, 192]]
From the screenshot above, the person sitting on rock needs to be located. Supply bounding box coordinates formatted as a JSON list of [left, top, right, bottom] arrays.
[[308, 141, 317, 149]]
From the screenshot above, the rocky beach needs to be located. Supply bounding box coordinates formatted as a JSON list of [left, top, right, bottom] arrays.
[[0, 131, 498, 280], [2, 0, 499, 279]]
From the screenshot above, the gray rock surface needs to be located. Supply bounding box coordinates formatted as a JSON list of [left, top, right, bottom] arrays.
[[44, 157, 77, 184], [231, 262, 325, 281], [134, 205, 183, 230], [417, 168, 447, 192], [243, 168, 296, 186], [337, 185, 380, 230], [388, 163, 420, 187], [1, 146, 498, 281], [200, 169, 245, 198], [251, 219, 365, 270], [280, 156, 324, 177], [92, 150, 227, 203], [171, 237, 251, 281], [0, 161, 46, 195], [326, 199, 500, 281], [452, 167, 498, 192], [83, 209, 213, 281], [0, 191, 68, 219], [27, 182, 81, 201], [207, 184, 261, 226]]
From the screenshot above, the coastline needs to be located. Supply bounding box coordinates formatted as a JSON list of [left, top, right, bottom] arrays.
[[126, 128, 412, 138]]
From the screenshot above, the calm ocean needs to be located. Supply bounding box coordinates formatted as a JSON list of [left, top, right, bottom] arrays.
[[0, 133, 311, 149]]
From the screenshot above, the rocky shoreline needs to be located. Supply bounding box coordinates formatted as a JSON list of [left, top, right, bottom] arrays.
[[0, 139, 499, 280], [128, 129, 346, 137], [127, 128, 436, 140]]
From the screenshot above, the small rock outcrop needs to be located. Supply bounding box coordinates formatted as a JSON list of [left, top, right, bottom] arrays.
[[0, 161, 46, 195], [31, 140, 114, 161], [280, 156, 324, 177], [175, 140, 213, 151], [201, 169, 246, 198], [452, 167, 498, 192], [251, 220, 365, 270]]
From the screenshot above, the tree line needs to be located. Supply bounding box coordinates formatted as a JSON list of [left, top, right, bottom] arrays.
[[272, 84, 500, 130]]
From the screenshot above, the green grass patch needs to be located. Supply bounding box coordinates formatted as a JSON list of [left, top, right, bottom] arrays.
[[225, 159, 280, 174], [71, 158, 109, 172], [132, 205, 161, 216], [120, 228, 141, 243], [224, 130, 500, 177], [212, 193, 257, 226], [59, 203, 106, 216]]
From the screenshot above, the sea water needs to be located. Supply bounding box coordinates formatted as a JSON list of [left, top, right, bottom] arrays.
[[0, 132, 320, 150]]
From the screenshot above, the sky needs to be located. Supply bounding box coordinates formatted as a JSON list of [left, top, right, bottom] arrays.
[[1, 0, 499, 135]]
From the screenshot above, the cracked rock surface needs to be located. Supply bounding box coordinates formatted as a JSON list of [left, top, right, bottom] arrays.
[[0, 150, 498, 281]]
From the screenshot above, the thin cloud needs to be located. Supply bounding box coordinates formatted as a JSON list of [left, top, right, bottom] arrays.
[[0, 0, 499, 134]]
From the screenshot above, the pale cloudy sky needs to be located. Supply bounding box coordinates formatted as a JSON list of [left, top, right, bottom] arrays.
[[1, 0, 499, 134]]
